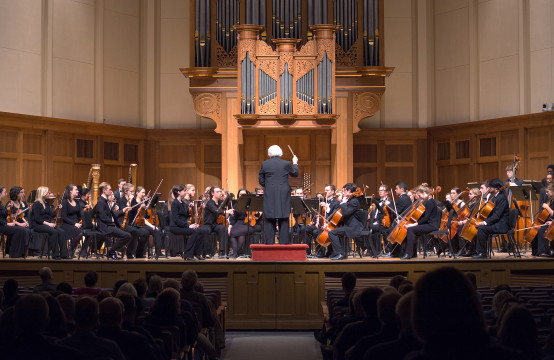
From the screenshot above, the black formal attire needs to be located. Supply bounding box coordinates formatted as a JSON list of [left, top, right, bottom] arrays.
[[93, 195, 131, 257], [259, 156, 299, 244], [0, 202, 29, 258], [311, 197, 342, 256], [61, 199, 83, 254], [117, 196, 144, 258], [170, 198, 206, 259], [384, 193, 412, 256], [540, 187, 549, 208], [395, 193, 412, 215], [201, 198, 227, 256], [475, 192, 510, 255], [404, 198, 441, 258], [328, 197, 363, 258], [137, 208, 164, 258], [362, 331, 422, 360], [31, 200, 68, 258], [531, 199, 553, 256], [113, 188, 123, 200], [369, 197, 392, 253], [457, 200, 479, 255], [229, 209, 260, 257]]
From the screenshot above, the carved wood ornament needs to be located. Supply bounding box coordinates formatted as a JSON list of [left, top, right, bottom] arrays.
[[353, 92, 382, 133], [193, 93, 222, 133]]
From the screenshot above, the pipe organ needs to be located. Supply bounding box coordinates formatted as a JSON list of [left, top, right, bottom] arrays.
[[191, 0, 382, 68]]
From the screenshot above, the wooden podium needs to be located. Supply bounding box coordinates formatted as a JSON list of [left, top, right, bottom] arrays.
[[250, 244, 309, 261]]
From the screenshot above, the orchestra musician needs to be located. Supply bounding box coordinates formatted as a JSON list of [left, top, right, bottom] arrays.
[[506, 165, 523, 186], [310, 184, 340, 257], [170, 184, 207, 261], [259, 145, 299, 245], [93, 182, 131, 260], [539, 173, 554, 208], [76, 188, 91, 211], [133, 186, 163, 259], [113, 178, 126, 200], [401, 185, 441, 260], [473, 179, 510, 259], [202, 186, 234, 258], [369, 185, 392, 255], [228, 188, 261, 258], [255, 186, 264, 195], [117, 183, 143, 259], [450, 187, 465, 209], [383, 182, 412, 257], [327, 183, 364, 260], [61, 184, 84, 258], [8, 186, 31, 256], [31, 186, 69, 259], [456, 187, 481, 257], [531, 183, 554, 257], [0, 186, 29, 258]]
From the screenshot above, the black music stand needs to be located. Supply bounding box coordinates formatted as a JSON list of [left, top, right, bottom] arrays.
[[508, 185, 536, 257], [301, 199, 319, 256], [235, 194, 264, 257], [217, 195, 233, 258], [289, 196, 308, 245], [466, 182, 480, 189], [523, 180, 544, 195]]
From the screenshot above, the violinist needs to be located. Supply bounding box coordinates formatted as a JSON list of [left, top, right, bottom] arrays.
[[133, 186, 162, 259], [31, 186, 69, 259], [0, 186, 29, 258], [255, 186, 264, 195], [94, 182, 131, 260], [61, 184, 84, 258], [117, 183, 142, 259], [531, 183, 554, 257], [401, 185, 441, 260], [228, 188, 260, 258], [327, 183, 364, 260], [170, 184, 207, 261], [473, 179, 510, 259], [8, 186, 32, 255], [455, 187, 481, 257], [77, 188, 91, 211], [201, 186, 234, 258]]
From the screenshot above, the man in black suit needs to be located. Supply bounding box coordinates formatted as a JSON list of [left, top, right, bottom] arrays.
[[539, 173, 553, 207], [473, 178, 510, 259], [383, 182, 412, 257], [113, 178, 126, 200], [327, 183, 363, 260], [259, 145, 299, 244], [94, 182, 131, 260]]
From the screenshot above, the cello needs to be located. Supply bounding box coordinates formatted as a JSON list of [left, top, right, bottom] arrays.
[[459, 185, 506, 242], [316, 188, 363, 247]]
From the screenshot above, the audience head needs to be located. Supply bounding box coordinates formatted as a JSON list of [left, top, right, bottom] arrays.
[[152, 288, 181, 318], [396, 292, 415, 332], [193, 281, 204, 293], [15, 294, 49, 333], [498, 304, 538, 354], [56, 294, 75, 323], [341, 272, 357, 293], [42, 293, 67, 338], [74, 296, 98, 331], [398, 281, 414, 295], [181, 270, 198, 291], [492, 290, 515, 318], [99, 297, 123, 328], [117, 293, 137, 318], [84, 271, 99, 288], [39, 267, 54, 283], [116, 283, 137, 298], [147, 275, 163, 297], [465, 272, 477, 289], [133, 278, 147, 298], [163, 279, 180, 291], [360, 287, 383, 319], [389, 275, 406, 290], [412, 267, 485, 346], [56, 282, 73, 295], [112, 280, 128, 296], [3, 279, 18, 300], [494, 284, 511, 294], [96, 290, 112, 303], [377, 290, 402, 327]]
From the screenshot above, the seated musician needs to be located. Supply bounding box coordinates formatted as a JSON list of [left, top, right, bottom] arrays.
[[369, 185, 393, 255], [76, 188, 90, 211], [383, 182, 412, 257], [327, 183, 363, 260], [228, 188, 260, 258], [401, 185, 441, 260], [473, 178, 510, 259], [31, 186, 69, 259], [117, 183, 143, 259], [61, 184, 84, 258], [255, 186, 264, 195], [450, 187, 466, 209], [540, 173, 554, 208], [531, 183, 554, 257], [291, 188, 307, 244], [310, 184, 340, 257], [505, 165, 523, 186], [0, 186, 29, 258], [7, 186, 31, 257], [456, 187, 481, 257], [94, 182, 131, 260], [133, 186, 163, 259], [201, 186, 234, 258], [170, 184, 207, 261]]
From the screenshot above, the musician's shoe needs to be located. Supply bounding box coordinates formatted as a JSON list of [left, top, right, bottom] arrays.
[[126, 254, 135, 259], [462, 251, 475, 257], [400, 254, 412, 260], [107, 250, 119, 260], [472, 253, 487, 259], [195, 255, 206, 260], [184, 256, 196, 261], [330, 254, 346, 260], [538, 253, 550, 257]]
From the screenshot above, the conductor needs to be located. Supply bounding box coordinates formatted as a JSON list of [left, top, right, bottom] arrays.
[[259, 145, 299, 244]]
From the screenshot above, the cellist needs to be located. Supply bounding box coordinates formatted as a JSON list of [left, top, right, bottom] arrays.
[[455, 187, 481, 257], [401, 185, 441, 260], [473, 179, 510, 259], [531, 183, 554, 257], [308, 184, 340, 257], [369, 185, 393, 254]]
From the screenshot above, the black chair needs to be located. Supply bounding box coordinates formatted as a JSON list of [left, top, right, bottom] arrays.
[[79, 210, 102, 259], [0, 233, 6, 258], [421, 208, 457, 259], [488, 209, 521, 258]]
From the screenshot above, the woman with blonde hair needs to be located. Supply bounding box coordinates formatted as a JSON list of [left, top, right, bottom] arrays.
[[31, 186, 68, 259]]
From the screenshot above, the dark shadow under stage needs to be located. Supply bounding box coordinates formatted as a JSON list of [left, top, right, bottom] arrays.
[[1, 253, 553, 329]]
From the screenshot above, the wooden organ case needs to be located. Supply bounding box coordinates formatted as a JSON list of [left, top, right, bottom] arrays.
[[182, 0, 393, 193]]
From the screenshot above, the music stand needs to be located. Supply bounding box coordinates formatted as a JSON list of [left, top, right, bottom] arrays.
[[523, 180, 543, 195], [466, 182, 480, 189], [235, 194, 264, 257], [288, 196, 308, 245], [509, 184, 536, 257], [217, 195, 233, 258], [300, 199, 319, 256]]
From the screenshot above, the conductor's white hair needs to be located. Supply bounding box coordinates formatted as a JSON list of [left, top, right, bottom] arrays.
[[268, 145, 283, 157]]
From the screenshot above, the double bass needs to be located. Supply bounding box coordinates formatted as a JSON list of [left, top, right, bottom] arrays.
[[316, 188, 363, 247]]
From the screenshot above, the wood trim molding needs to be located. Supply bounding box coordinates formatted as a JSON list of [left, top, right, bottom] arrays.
[[352, 92, 382, 133], [192, 93, 222, 134]]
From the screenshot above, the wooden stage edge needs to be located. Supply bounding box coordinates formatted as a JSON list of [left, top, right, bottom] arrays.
[[1, 254, 553, 330]]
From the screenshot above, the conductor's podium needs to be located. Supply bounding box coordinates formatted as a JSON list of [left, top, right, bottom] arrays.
[[250, 244, 309, 261]]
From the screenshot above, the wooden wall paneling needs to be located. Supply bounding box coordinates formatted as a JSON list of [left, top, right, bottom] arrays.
[[526, 127, 551, 180], [22, 159, 44, 193], [0, 158, 18, 189]]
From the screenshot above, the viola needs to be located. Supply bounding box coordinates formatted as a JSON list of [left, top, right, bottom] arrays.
[[6, 202, 14, 223], [316, 188, 363, 247], [147, 208, 159, 227], [217, 213, 229, 226], [54, 194, 63, 227], [134, 205, 146, 227], [245, 211, 257, 227]]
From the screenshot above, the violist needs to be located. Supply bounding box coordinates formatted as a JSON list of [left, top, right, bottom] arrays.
[[170, 184, 207, 261], [401, 185, 441, 260], [0, 186, 29, 258], [473, 179, 510, 259], [133, 186, 163, 259], [31, 186, 68, 259], [117, 183, 142, 259], [61, 184, 84, 258]]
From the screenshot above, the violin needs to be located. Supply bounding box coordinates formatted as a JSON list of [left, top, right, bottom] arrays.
[[245, 211, 258, 227], [6, 202, 14, 223], [316, 188, 363, 247], [53, 194, 63, 227]]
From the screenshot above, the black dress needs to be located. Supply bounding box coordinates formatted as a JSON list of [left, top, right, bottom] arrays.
[[61, 199, 83, 241], [0, 202, 29, 258], [31, 200, 68, 258]]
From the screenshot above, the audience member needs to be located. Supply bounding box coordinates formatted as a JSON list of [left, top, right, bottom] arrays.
[[2, 279, 19, 310], [96, 290, 112, 303], [389, 275, 406, 290], [164, 278, 180, 291], [0, 307, 15, 346], [33, 267, 57, 294], [116, 282, 137, 297], [56, 281, 73, 295], [543, 316, 554, 358], [133, 277, 147, 299], [58, 296, 124, 360], [42, 293, 68, 338], [144, 275, 163, 309], [56, 293, 76, 333], [497, 304, 540, 360], [112, 279, 128, 296], [74, 270, 102, 296]]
